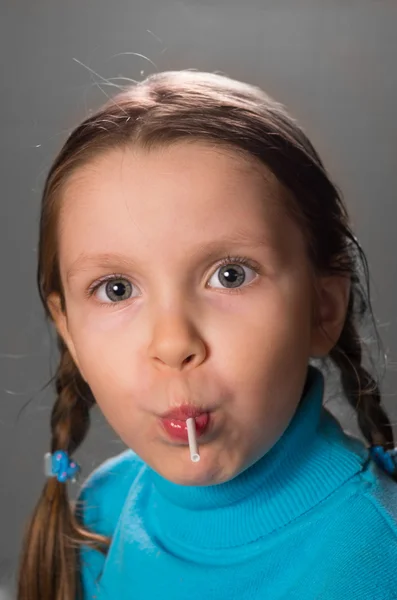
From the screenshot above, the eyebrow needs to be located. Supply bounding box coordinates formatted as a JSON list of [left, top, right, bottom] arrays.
[[65, 231, 273, 282]]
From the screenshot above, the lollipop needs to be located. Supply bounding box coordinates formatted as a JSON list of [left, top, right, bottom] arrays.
[[186, 417, 200, 462]]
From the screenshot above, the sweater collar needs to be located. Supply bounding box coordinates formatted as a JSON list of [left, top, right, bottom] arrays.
[[147, 366, 369, 548]]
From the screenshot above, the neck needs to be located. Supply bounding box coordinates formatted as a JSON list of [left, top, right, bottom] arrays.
[[147, 367, 368, 549]]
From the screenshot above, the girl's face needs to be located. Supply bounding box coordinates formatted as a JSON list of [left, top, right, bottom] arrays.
[[51, 142, 345, 486]]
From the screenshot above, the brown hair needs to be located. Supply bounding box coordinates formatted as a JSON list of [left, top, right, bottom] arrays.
[[18, 70, 396, 600]]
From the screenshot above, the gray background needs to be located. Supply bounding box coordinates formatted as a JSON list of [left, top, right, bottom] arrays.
[[0, 0, 396, 596]]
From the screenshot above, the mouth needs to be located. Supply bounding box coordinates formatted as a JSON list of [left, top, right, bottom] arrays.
[[160, 406, 211, 442]]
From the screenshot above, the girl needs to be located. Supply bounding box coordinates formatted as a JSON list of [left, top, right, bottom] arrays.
[[18, 70, 397, 600]]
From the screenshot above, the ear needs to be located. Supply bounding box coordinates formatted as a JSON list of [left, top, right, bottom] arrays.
[[310, 275, 351, 358], [47, 293, 82, 374]]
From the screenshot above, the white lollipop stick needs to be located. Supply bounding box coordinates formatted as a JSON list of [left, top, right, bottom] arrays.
[[186, 418, 200, 462]]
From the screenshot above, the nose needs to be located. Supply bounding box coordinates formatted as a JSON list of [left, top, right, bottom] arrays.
[[148, 310, 207, 371]]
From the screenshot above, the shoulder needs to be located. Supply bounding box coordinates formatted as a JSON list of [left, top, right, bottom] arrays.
[[329, 463, 397, 593], [325, 460, 397, 548], [75, 449, 147, 536], [75, 451, 147, 598], [302, 463, 397, 598], [360, 461, 397, 541]]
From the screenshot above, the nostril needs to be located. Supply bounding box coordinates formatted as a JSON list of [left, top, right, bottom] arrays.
[[183, 354, 194, 366]]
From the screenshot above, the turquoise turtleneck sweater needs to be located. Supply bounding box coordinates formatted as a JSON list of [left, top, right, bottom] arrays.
[[77, 368, 397, 599]]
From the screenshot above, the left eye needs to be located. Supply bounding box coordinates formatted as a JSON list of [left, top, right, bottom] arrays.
[[208, 263, 257, 289]]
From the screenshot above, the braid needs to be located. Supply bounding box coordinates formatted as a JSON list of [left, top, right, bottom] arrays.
[[51, 341, 92, 455], [17, 340, 109, 600], [330, 295, 396, 480]]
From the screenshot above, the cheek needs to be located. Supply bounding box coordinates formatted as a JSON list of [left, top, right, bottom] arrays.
[[66, 317, 156, 446], [73, 335, 148, 443], [67, 319, 142, 401], [210, 283, 313, 374]]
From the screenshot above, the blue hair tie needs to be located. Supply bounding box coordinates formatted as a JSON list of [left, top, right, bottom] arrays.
[[369, 445, 397, 475], [44, 450, 80, 483]]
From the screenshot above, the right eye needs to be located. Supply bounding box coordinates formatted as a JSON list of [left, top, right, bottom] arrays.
[[92, 277, 139, 304]]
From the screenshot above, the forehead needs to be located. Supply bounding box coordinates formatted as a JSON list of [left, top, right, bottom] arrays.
[[58, 142, 299, 264]]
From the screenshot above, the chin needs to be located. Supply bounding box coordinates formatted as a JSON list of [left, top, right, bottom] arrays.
[[158, 458, 227, 487], [170, 473, 213, 487], [155, 459, 220, 486]]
